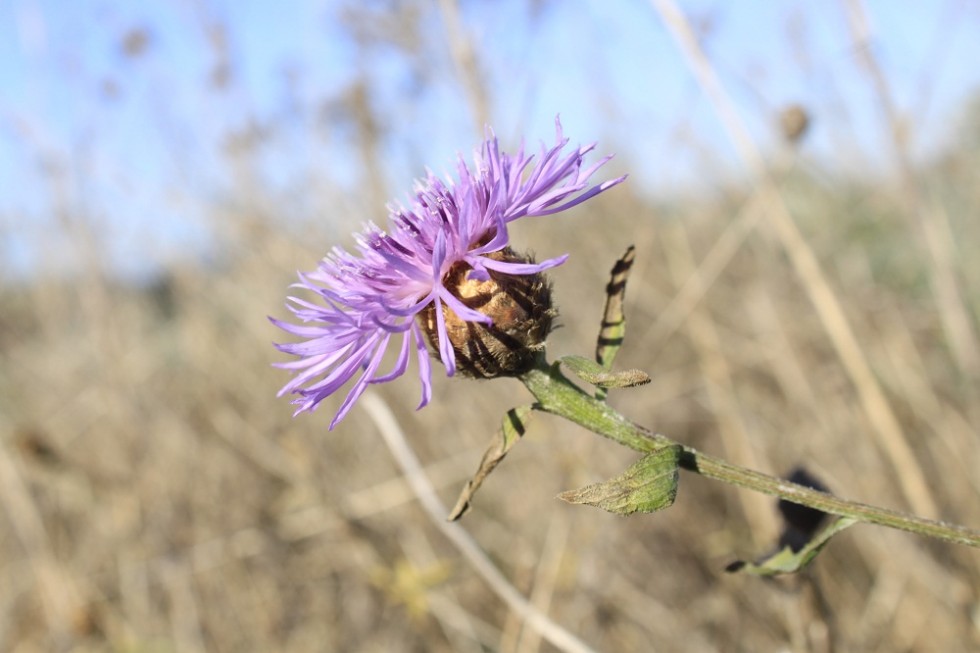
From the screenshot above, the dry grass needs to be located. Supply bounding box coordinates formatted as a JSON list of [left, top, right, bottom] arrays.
[[2, 2, 980, 651]]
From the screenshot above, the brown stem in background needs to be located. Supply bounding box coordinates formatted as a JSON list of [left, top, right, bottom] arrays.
[[649, 0, 940, 520], [844, 0, 980, 383]]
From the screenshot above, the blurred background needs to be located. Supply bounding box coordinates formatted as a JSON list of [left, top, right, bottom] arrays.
[[2, 0, 979, 651]]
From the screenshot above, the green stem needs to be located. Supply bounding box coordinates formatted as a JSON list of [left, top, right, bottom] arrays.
[[521, 360, 980, 549]]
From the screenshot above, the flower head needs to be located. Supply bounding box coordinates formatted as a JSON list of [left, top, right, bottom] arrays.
[[272, 118, 625, 428]]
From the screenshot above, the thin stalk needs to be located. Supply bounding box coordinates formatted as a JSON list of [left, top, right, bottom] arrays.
[[681, 451, 979, 547], [521, 361, 980, 549]]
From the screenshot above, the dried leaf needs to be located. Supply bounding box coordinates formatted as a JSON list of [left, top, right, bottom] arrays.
[[560, 355, 650, 389], [448, 406, 533, 521], [595, 245, 636, 400]]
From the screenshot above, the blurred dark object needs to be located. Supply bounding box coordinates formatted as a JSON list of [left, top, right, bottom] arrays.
[[779, 104, 811, 145], [15, 427, 62, 468], [779, 466, 831, 552], [726, 467, 838, 575], [121, 27, 150, 58]]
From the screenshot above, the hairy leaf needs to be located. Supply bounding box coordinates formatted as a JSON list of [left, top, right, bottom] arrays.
[[560, 355, 651, 389], [558, 445, 680, 515]]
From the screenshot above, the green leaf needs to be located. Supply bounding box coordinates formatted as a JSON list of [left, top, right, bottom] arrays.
[[558, 445, 681, 515], [560, 355, 651, 389], [726, 516, 857, 576], [595, 246, 636, 399], [448, 406, 533, 521]]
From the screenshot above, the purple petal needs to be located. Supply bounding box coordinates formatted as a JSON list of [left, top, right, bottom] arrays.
[[474, 253, 568, 275], [432, 295, 456, 377], [371, 330, 413, 383], [413, 324, 432, 409], [328, 334, 391, 429], [438, 285, 494, 325]]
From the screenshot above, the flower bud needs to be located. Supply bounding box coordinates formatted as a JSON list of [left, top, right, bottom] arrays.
[[420, 247, 556, 378]]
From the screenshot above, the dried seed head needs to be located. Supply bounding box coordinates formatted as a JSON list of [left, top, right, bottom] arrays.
[[779, 104, 810, 144], [420, 247, 556, 378]]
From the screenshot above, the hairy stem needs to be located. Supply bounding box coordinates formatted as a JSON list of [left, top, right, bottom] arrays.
[[520, 360, 980, 549]]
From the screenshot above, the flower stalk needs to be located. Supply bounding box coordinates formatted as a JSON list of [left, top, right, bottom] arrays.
[[274, 121, 980, 568], [520, 358, 980, 549]]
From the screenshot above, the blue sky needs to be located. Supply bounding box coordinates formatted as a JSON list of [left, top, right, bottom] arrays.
[[1, 0, 978, 280]]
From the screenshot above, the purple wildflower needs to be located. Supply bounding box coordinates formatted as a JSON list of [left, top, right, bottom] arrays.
[[272, 117, 625, 429]]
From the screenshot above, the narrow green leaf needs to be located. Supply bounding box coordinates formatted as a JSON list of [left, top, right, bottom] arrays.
[[448, 406, 533, 521], [726, 516, 857, 576], [520, 361, 666, 454], [558, 445, 681, 515], [560, 355, 651, 389], [595, 246, 636, 399]]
